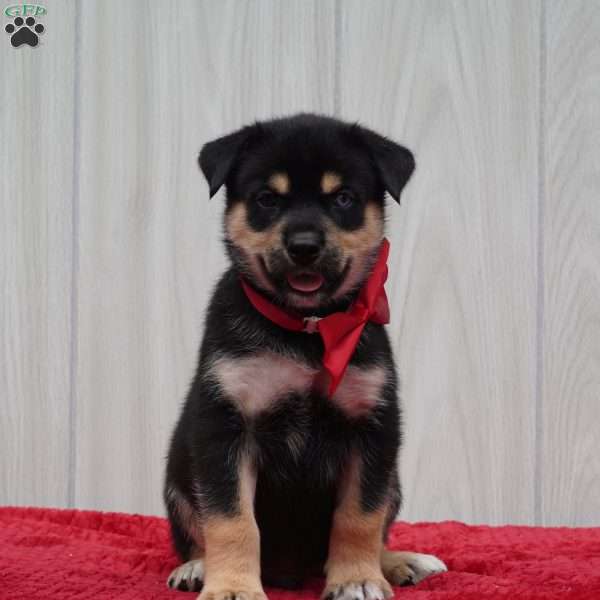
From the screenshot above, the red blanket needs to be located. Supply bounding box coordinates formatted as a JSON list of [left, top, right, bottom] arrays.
[[1, 507, 599, 600]]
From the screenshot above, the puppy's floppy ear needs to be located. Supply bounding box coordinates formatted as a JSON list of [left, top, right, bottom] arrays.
[[351, 125, 415, 203], [199, 124, 261, 198]]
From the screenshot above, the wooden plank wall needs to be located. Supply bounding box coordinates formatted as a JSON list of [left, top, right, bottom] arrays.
[[1, 1, 76, 507], [338, 0, 540, 525], [541, 0, 600, 526], [73, 0, 335, 513], [1, 0, 598, 526]]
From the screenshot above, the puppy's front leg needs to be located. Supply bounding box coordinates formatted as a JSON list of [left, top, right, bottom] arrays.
[[323, 455, 392, 600], [199, 452, 265, 600]]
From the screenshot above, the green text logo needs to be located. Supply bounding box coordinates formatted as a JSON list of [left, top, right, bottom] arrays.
[[4, 4, 46, 17]]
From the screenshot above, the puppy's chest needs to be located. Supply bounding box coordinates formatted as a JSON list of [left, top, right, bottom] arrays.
[[209, 351, 387, 419]]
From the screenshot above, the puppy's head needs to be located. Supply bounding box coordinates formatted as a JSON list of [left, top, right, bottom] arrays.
[[199, 114, 414, 312]]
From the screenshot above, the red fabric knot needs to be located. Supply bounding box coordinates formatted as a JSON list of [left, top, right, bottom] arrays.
[[240, 238, 391, 396]]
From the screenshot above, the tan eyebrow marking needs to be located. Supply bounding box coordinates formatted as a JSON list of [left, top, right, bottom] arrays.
[[321, 172, 343, 194], [267, 172, 290, 195]]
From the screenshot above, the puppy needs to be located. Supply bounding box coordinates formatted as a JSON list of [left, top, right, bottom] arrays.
[[164, 113, 446, 600]]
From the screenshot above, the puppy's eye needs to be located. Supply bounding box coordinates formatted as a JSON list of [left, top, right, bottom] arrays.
[[255, 191, 279, 209], [332, 191, 355, 209]]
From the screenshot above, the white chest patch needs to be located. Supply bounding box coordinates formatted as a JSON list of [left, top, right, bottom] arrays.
[[330, 365, 387, 418], [209, 352, 387, 419], [209, 352, 317, 417]]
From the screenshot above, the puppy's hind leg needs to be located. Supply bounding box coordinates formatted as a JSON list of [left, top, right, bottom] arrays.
[[381, 548, 447, 586], [165, 486, 206, 592], [168, 553, 205, 592]]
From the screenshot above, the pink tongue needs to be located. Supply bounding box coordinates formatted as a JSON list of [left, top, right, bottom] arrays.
[[287, 272, 324, 293]]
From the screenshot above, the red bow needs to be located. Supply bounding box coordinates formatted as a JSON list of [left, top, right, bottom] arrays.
[[240, 238, 391, 396]]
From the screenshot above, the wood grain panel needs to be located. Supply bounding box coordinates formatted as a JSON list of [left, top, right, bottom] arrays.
[[339, 0, 540, 524], [0, 2, 75, 506], [541, 0, 600, 526], [74, 0, 335, 514]]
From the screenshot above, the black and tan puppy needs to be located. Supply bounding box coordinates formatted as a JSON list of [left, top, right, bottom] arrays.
[[164, 113, 446, 600]]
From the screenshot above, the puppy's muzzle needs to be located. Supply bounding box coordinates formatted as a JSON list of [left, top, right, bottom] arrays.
[[285, 229, 324, 266]]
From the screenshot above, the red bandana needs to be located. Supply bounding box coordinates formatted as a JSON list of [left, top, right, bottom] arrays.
[[240, 238, 391, 396]]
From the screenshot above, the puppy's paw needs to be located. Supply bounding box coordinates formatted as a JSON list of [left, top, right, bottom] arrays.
[[381, 550, 447, 586], [199, 585, 267, 600], [322, 579, 393, 600], [167, 559, 204, 592]]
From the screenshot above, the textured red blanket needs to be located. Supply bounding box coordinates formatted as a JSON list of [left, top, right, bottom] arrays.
[[1, 507, 599, 599]]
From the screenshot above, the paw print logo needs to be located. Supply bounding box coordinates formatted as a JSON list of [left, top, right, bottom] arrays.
[[5, 16, 44, 47]]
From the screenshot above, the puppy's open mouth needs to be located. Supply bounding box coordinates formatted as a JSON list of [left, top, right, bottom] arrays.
[[286, 272, 325, 294], [258, 255, 351, 299]]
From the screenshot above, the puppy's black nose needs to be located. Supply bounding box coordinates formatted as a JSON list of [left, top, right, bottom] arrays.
[[285, 230, 324, 266]]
